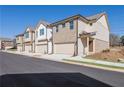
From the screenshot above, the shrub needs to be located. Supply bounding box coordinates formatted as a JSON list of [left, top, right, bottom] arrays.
[[102, 49, 110, 53]]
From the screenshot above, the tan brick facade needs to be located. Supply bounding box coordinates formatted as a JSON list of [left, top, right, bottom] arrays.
[[95, 39, 109, 53], [16, 35, 24, 45], [53, 20, 77, 44], [16, 13, 110, 56], [1, 41, 14, 50]]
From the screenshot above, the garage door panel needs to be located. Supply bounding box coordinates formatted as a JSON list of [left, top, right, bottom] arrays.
[[36, 45, 47, 54], [17, 46, 22, 52], [25, 46, 31, 52], [54, 43, 74, 55]]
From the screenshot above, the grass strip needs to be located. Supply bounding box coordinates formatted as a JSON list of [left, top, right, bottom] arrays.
[[63, 59, 124, 70]]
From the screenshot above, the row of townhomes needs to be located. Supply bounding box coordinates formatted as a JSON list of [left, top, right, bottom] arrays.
[[0, 37, 14, 50], [16, 12, 110, 57]]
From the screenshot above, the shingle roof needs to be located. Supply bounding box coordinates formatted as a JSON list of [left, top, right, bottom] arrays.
[[25, 27, 35, 33], [39, 20, 50, 26], [16, 33, 24, 37], [36, 20, 50, 29], [50, 12, 106, 26], [86, 12, 106, 21], [28, 27, 35, 31]]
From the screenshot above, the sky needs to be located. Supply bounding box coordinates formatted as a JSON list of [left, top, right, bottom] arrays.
[[0, 5, 124, 38]]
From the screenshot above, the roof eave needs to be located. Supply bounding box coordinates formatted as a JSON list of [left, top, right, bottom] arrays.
[[50, 14, 82, 26]]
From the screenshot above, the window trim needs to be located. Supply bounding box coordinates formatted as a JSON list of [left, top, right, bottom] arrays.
[[25, 32, 29, 38], [17, 37, 19, 40], [40, 28, 44, 36], [56, 26, 58, 32], [70, 20, 74, 30], [90, 23, 93, 26], [62, 23, 65, 28]]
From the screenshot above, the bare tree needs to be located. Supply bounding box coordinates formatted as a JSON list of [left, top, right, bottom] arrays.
[[120, 35, 124, 46], [110, 33, 121, 46]]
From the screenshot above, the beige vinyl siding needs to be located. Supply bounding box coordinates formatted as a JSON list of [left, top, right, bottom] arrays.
[[95, 39, 109, 53], [53, 20, 77, 43], [16, 36, 23, 44]]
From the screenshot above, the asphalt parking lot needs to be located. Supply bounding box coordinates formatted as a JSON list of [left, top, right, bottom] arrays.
[[0, 52, 124, 87]]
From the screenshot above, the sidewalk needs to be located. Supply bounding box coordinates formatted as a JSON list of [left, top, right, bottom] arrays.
[[40, 54, 71, 62], [63, 56, 124, 69], [3, 50, 71, 62]]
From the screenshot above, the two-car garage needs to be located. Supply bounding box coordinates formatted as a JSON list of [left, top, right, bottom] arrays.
[[35, 41, 52, 54], [54, 43, 75, 55], [35, 44, 47, 54]]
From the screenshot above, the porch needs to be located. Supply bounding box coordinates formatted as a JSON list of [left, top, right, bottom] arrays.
[[78, 31, 96, 56]]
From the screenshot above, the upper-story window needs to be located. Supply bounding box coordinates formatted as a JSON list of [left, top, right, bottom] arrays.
[[90, 23, 93, 26], [25, 32, 29, 38], [17, 37, 19, 40], [56, 26, 58, 32], [62, 23, 65, 28], [40, 29, 44, 36], [70, 20, 74, 30]]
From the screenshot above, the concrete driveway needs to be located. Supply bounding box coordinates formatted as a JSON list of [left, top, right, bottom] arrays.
[[0, 52, 124, 87]]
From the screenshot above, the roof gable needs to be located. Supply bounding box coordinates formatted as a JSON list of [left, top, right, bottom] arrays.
[[25, 27, 35, 33], [35, 20, 50, 30], [50, 12, 107, 26]]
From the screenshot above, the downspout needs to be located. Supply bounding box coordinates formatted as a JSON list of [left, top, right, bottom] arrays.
[[74, 18, 78, 56], [52, 27, 54, 54], [77, 18, 78, 56], [23, 35, 25, 51], [34, 31, 35, 53], [46, 27, 48, 54], [34, 29, 38, 53], [33, 31, 35, 53], [31, 32, 33, 53]]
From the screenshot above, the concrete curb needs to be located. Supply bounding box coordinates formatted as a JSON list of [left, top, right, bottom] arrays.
[[63, 58, 124, 69]]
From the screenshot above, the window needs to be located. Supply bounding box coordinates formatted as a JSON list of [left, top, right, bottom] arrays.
[[25, 32, 29, 38], [17, 37, 19, 40], [40, 29, 44, 36], [62, 23, 65, 28], [56, 26, 58, 32], [90, 23, 93, 26], [70, 20, 74, 30]]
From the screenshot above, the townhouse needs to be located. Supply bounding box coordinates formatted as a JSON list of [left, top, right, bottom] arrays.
[[16, 12, 110, 56], [50, 12, 110, 56], [0, 37, 14, 50], [23, 27, 35, 53], [16, 34, 24, 52], [35, 21, 52, 54]]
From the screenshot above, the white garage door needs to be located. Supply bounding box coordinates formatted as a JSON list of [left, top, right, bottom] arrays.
[[17, 46, 22, 52], [25, 45, 31, 53], [54, 43, 74, 55], [36, 44, 47, 54]]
